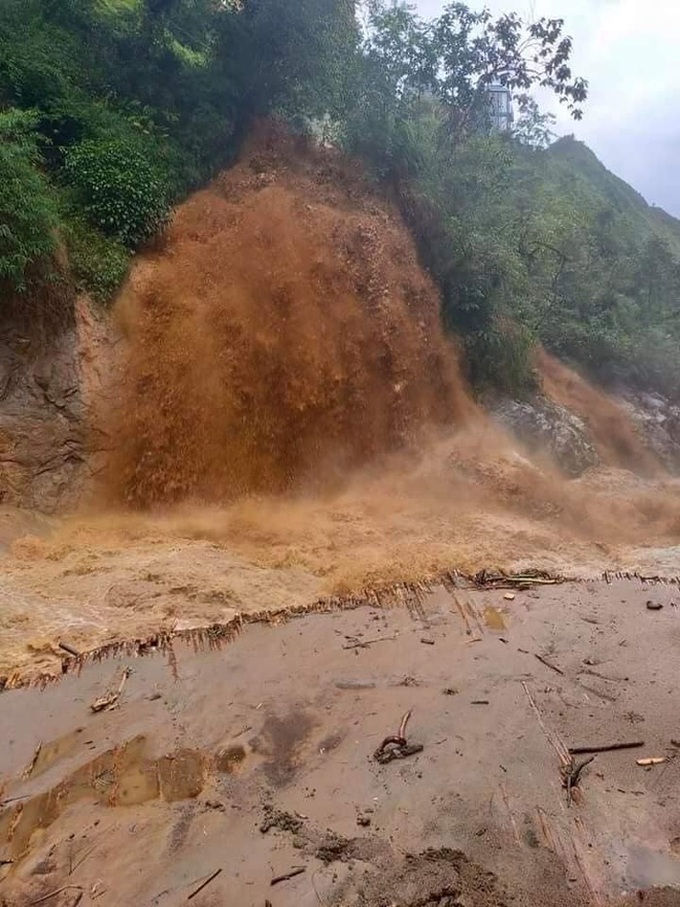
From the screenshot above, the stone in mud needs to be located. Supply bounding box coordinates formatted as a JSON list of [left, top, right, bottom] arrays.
[[491, 397, 599, 476]]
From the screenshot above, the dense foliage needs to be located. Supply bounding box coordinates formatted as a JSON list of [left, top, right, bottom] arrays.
[[0, 0, 358, 301], [1, 0, 679, 399]]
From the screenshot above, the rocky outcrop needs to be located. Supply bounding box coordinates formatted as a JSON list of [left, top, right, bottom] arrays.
[[619, 390, 680, 474], [491, 397, 599, 476], [0, 298, 112, 513]]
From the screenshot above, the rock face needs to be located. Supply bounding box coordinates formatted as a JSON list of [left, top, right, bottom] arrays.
[[491, 397, 599, 476], [619, 390, 680, 474], [0, 299, 112, 513]]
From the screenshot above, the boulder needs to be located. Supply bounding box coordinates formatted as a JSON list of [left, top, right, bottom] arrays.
[[491, 397, 599, 477]]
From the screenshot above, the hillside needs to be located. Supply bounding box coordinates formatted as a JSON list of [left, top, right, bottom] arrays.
[[547, 136, 680, 255]]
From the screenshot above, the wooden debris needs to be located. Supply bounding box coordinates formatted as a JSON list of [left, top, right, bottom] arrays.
[[271, 866, 306, 886], [670, 739, 680, 748], [535, 654, 565, 676], [521, 682, 570, 766], [398, 710, 412, 740], [58, 642, 81, 658], [636, 757, 667, 767], [22, 742, 43, 779], [561, 756, 595, 806], [420, 637, 435, 645], [342, 635, 397, 650], [569, 741, 644, 755], [90, 667, 131, 713], [646, 601, 663, 611], [188, 868, 222, 900], [374, 709, 423, 764], [471, 700, 490, 705], [503, 593, 516, 601], [28, 886, 83, 906]]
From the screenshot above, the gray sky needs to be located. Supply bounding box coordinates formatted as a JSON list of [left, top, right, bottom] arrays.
[[414, 0, 680, 217]]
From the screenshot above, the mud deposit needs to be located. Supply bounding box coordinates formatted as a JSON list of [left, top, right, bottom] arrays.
[[2, 580, 680, 906]]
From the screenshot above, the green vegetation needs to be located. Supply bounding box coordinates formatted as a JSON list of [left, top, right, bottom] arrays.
[[1, 0, 679, 399]]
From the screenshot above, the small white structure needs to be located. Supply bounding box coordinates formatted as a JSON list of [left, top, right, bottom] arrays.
[[488, 84, 514, 132]]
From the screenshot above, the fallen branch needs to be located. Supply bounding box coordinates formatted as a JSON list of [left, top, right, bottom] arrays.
[[569, 741, 644, 755], [188, 868, 222, 900], [271, 867, 306, 886], [637, 757, 666, 767], [535, 654, 565, 676]]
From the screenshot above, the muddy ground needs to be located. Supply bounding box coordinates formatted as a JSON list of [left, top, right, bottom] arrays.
[[2, 579, 680, 906]]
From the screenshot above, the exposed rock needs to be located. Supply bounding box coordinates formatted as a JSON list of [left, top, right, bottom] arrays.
[[618, 390, 680, 474], [491, 397, 599, 477], [0, 297, 114, 513]]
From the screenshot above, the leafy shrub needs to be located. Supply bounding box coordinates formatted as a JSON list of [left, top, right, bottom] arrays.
[[64, 217, 130, 303], [0, 109, 59, 291], [64, 137, 171, 248]]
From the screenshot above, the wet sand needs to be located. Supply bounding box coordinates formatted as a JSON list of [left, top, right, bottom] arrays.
[[2, 579, 680, 906]]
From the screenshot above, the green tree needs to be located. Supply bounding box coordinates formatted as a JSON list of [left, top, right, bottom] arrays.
[[0, 109, 58, 290]]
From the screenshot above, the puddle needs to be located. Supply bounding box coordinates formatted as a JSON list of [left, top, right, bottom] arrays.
[[28, 728, 85, 780], [1, 736, 212, 860], [483, 607, 507, 632]]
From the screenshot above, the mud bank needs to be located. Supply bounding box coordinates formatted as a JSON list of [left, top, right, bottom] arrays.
[[2, 579, 680, 906]]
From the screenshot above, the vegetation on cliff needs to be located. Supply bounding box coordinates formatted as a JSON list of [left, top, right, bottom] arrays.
[[1, 0, 679, 398]]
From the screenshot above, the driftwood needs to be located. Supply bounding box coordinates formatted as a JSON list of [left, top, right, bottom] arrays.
[[271, 867, 306, 886], [187, 868, 222, 900], [569, 741, 644, 755], [534, 654, 565, 676]]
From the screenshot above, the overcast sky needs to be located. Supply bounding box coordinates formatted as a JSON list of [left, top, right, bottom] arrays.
[[414, 0, 680, 216]]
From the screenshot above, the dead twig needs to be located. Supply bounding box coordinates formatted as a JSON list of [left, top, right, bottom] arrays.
[[69, 842, 97, 876], [1, 794, 31, 806], [535, 654, 565, 676], [561, 756, 595, 806], [569, 741, 644, 755], [28, 886, 83, 906], [271, 866, 306, 886], [342, 635, 397, 650], [23, 742, 43, 779], [398, 710, 411, 740], [521, 682, 570, 765], [187, 868, 222, 900]]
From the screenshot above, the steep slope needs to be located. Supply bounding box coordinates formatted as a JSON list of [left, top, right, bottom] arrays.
[[547, 136, 680, 254]]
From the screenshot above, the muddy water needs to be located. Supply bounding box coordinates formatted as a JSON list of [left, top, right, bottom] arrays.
[[2, 580, 680, 906], [104, 127, 473, 506], [2, 129, 680, 680], [3, 430, 680, 678]]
